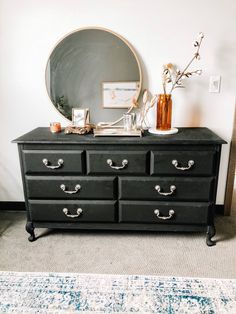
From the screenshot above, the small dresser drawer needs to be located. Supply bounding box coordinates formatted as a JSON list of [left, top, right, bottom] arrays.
[[29, 200, 117, 222], [119, 201, 209, 224], [26, 176, 117, 199], [151, 150, 216, 175], [87, 151, 148, 175], [22, 150, 84, 174], [119, 177, 214, 201]]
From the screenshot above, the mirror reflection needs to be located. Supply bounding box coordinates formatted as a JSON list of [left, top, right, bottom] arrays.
[[45, 28, 142, 124]]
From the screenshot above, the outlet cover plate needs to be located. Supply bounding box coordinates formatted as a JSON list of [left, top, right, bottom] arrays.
[[209, 75, 221, 93]]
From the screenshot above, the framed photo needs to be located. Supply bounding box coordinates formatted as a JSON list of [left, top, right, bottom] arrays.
[[72, 108, 89, 127], [102, 81, 140, 109]]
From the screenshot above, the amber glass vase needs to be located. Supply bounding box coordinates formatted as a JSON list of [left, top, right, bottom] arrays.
[[156, 94, 172, 130]]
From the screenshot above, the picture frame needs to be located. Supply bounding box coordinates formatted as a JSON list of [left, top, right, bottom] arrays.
[[72, 108, 89, 127], [102, 81, 140, 109]]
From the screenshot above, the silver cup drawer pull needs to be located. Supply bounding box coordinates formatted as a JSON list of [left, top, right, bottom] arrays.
[[63, 208, 83, 218], [155, 185, 176, 196], [154, 209, 175, 220], [60, 184, 81, 194], [106, 159, 128, 170], [172, 159, 194, 171], [42, 158, 64, 169]]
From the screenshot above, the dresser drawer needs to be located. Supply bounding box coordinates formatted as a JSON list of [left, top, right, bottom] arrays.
[[87, 151, 148, 175], [151, 150, 216, 175], [29, 200, 117, 222], [119, 201, 209, 224], [26, 176, 116, 199], [119, 177, 214, 201], [22, 150, 84, 174]]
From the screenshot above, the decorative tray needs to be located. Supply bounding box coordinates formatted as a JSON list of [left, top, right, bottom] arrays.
[[93, 127, 142, 137]]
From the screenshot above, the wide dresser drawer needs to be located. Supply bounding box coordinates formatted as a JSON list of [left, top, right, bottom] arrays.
[[151, 150, 216, 175], [22, 150, 84, 174], [29, 200, 117, 222], [119, 177, 215, 201], [87, 150, 148, 174], [119, 201, 209, 224], [26, 176, 117, 199]]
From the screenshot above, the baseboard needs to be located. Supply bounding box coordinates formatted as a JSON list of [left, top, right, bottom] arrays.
[[215, 205, 224, 215], [0, 201, 26, 211]]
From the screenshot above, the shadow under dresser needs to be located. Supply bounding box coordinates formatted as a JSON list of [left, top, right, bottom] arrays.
[[13, 127, 226, 246]]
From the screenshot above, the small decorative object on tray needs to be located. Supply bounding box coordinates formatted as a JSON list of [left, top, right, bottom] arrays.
[[64, 124, 94, 135], [139, 90, 157, 130], [123, 113, 133, 131]]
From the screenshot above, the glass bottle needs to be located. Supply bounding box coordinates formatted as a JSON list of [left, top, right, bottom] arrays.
[[123, 113, 132, 131]]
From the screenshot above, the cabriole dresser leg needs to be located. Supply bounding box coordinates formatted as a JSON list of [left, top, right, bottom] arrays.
[[25, 221, 36, 242], [206, 225, 216, 246]]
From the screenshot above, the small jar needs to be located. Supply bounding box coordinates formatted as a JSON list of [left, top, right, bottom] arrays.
[[50, 122, 61, 133]]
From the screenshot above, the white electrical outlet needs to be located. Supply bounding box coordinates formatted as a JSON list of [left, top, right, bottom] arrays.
[[209, 75, 221, 93]]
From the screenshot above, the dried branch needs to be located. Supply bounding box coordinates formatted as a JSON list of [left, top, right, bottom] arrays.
[[162, 32, 204, 94]]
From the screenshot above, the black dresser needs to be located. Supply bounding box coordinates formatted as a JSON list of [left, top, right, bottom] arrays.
[[13, 127, 226, 246]]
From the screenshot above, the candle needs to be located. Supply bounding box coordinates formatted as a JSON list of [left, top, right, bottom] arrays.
[[50, 122, 61, 133]]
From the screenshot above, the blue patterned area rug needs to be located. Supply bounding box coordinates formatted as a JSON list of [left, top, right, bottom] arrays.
[[0, 272, 236, 313]]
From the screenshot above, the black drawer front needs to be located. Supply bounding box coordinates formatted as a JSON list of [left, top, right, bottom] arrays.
[[22, 150, 84, 174], [151, 150, 216, 176], [119, 201, 209, 224], [29, 200, 117, 222], [119, 177, 214, 201], [87, 151, 148, 175], [26, 176, 116, 199]]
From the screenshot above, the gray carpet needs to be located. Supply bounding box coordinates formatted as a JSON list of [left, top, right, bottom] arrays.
[[0, 192, 236, 278]]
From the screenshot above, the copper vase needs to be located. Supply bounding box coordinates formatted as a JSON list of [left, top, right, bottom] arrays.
[[156, 94, 172, 130]]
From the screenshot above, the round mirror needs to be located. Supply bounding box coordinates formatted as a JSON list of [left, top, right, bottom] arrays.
[[45, 27, 142, 125]]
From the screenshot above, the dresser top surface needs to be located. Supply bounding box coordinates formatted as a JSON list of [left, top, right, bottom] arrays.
[[13, 127, 226, 145]]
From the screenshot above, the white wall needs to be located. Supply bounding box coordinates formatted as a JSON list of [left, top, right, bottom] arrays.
[[0, 0, 235, 203]]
